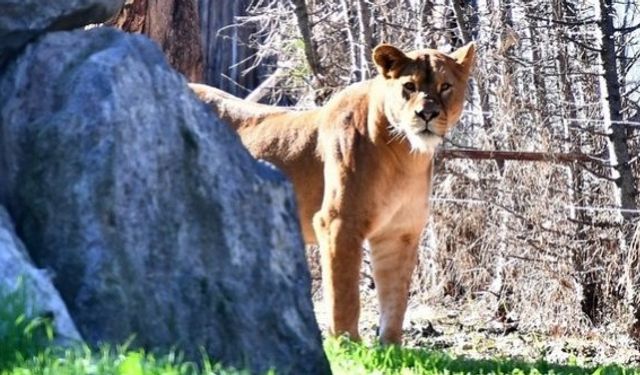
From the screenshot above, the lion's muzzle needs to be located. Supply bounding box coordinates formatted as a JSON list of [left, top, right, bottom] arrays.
[[415, 97, 441, 123]]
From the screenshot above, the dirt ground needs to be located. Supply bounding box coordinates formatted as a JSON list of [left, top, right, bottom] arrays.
[[310, 267, 640, 369], [313, 296, 640, 368], [306, 240, 640, 369]]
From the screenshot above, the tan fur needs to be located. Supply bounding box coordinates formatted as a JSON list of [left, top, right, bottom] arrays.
[[190, 43, 475, 344]]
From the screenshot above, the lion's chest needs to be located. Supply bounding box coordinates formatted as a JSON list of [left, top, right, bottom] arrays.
[[367, 169, 431, 238]]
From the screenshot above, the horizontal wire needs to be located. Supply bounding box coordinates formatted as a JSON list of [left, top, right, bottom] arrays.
[[461, 110, 640, 127], [432, 197, 640, 214]]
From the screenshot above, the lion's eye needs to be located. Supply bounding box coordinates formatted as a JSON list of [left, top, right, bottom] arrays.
[[441, 83, 452, 92], [403, 82, 416, 92]]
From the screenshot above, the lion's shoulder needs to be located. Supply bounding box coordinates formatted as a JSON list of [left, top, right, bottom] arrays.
[[324, 81, 372, 109], [313, 81, 378, 168]]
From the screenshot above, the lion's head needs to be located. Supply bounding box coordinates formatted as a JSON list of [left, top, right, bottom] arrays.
[[372, 43, 475, 152]]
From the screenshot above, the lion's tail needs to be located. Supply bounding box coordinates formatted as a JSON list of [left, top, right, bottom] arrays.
[[189, 83, 288, 130]]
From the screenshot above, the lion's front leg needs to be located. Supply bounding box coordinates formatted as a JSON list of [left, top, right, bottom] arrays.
[[313, 211, 364, 341], [369, 231, 421, 344]]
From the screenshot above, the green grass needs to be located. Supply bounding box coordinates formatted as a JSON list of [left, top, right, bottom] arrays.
[[2, 281, 639, 374], [325, 338, 640, 374], [1, 345, 253, 375], [1, 338, 638, 375], [0, 277, 251, 374], [0, 278, 53, 369]]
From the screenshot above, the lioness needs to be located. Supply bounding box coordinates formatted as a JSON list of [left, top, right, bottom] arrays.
[[190, 42, 475, 344]]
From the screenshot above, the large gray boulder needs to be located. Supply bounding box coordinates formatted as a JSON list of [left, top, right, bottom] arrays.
[[0, 27, 329, 374], [0, 206, 82, 345], [0, 0, 123, 67]]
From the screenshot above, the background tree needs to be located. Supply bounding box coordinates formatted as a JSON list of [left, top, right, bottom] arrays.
[[197, 0, 275, 96], [112, 0, 204, 82]]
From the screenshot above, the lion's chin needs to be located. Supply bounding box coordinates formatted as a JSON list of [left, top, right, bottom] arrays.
[[406, 130, 442, 153], [389, 115, 444, 153]]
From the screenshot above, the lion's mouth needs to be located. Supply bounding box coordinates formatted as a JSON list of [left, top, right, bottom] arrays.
[[415, 112, 442, 138], [418, 126, 441, 138], [418, 126, 432, 134]]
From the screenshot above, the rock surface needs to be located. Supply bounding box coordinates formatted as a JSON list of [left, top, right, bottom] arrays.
[[0, 27, 329, 374], [0, 0, 123, 67], [0, 206, 82, 345]]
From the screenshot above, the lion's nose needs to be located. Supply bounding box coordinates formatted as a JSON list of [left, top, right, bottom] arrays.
[[416, 98, 441, 122]]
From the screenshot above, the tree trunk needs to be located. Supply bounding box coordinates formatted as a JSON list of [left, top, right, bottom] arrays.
[[339, 0, 359, 83], [527, 15, 549, 114], [355, 0, 372, 78], [291, 0, 323, 80], [450, 0, 472, 44], [598, 0, 638, 220], [112, 0, 204, 82], [198, 0, 274, 97], [596, 0, 640, 336]]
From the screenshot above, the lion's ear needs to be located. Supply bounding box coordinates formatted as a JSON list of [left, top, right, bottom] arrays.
[[372, 44, 410, 79], [450, 42, 475, 76]]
